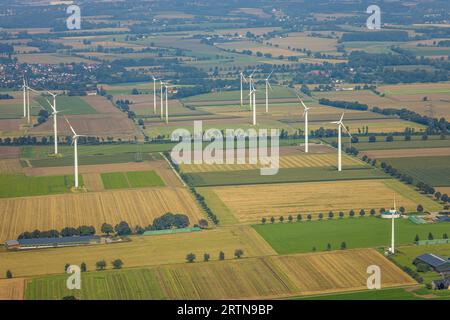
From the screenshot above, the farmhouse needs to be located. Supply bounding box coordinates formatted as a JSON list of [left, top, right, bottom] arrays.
[[4, 235, 101, 250], [431, 278, 450, 290], [413, 253, 450, 276]]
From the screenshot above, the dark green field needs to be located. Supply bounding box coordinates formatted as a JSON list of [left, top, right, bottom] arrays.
[[346, 136, 450, 151], [101, 170, 165, 189], [253, 218, 450, 255], [35, 96, 98, 115], [381, 156, 450, 187], [184, 167, 388, 187], [0, 174, 81, 198]]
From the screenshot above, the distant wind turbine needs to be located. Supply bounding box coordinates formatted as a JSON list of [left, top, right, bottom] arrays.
[[164, 83, 174, 124], [248, 82, 257, 125], [45, 91, 59, 155], [65, 117, 85, 189], [296, 94, 310, 153], [22, 78, 27, 118], [264, 71, 273, 113], [239, 72, 247, 107], [159, 80, 164, 119], [330, 113, 352, 171], [151, 75, 158, 114]]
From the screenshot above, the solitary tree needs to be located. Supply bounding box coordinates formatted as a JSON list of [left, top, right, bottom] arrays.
[[204, 253, 210, 262], [414, 234, 420, 243], [318, 213, 324, 220], [80, 262, 87, 272], [101, 223, 114, 236], [349, 210, 355, 218], [339, 211, 344, 219], [435, 192, 442, 201], [6, 270, 12, 279], [288, 215, 293, 223], [417, 204, 424, 213], [261, 217, 267, 224], [399, 207, 406, 214], [359, 209, 366, 217], [96, 260, 107, 271], [428, 232, 434, 240], [234, 249, 244, 259], [370, 209, 376, 216], [279, 216, 284, 223], [443, 233, 448, 240], [186, 253, 196, 263], [297, 214, 302, 222], [112, 259, 123, 269], [328, 211, 334, 219], [340, 242, 347, 250], [270, 217, 275, 224], [307, 214, 312, 221], [326, 243, 332, 251], [219, 251, 225, 260], [312, 246, 316, 252]]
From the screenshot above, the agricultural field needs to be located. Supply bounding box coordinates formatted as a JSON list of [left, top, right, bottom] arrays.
[[361, 147, 450, 159], [380, 156, 450, 187], [0, 187, 204, 242], [101, 170, 165, 189], [200, 179, 441, 224], [25, 249, 414, 300], [253, 218, 450, 255], [0, 226, 274, 278], [35, 96, 98, 115], [0, 278, 25, 300]]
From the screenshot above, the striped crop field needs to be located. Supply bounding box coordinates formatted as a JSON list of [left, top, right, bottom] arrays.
[[25, 249, 414, 300], [0, 187, 204, 242], [179, 153, 364, 173], [204, 179, 441, 223]]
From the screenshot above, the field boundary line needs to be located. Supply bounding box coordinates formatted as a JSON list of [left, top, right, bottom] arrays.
[[160, 152, 186, 187]]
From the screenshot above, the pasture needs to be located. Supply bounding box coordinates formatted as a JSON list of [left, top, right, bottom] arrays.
[[0, 187, 204, 242], [381, 156, 450, 187], [253, 218, 450, 255], [35, 96, 98, 115], [101, 170, 165, 189], [201, 179, 441, 224], [25, 249, 413, 300]]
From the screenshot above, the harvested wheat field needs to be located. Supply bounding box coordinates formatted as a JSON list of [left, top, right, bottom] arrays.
[[208, 179, 436, 223], [0, 278, 25, 300], [25, 248, 414, 299], [0, 159, 22, 174], [0, 187, 204, 242], [82, 173, 104, 191], [180, 153, 363, 173], [0, 226, 275, 278], [0, 146, 21, 159], [362, 147, 450, 159], [81, 95, 122, 114]]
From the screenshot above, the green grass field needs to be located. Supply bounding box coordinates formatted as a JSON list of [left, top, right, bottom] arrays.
[[35, 96, 98, 115], [253, 217, 450, 255], [26, 268, 166, 300], [0, 174, 81, 198], [101, 170, 165, 189], [341, 136, 450, 151], [381, 156, 450, 187], [184, 167, 388, 187]]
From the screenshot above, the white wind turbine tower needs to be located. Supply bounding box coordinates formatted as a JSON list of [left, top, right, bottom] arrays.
[[247, 69, 256, 109], [65, 117, 85, 189], [330, 113, 352, 171], [151, 75, 158, 114], [159, 80, 164, 119], [22, 78, 27, 118], [239, 72, 247, 107], [264, 71, 273, 113], [45, 91, 59, 155], [390, 195, 397, 254], [296, 94, 310, 153], [164, 83, 174, 124], [248, 82, 257, 125]]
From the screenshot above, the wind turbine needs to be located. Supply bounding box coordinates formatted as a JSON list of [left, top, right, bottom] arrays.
[[264, 71, 273, 113], [248, 82, 258, 125], [22, 78, 27, 118], [390, 195, 397, 254], [164, 83, 174, 124], [45, 91, 59, 155], [247, 69, 256, 109], [330, 113, 352, 171], [239, 72, 247, 107], [65, 117, 85, 189], [296, 94, 310, 153], [151, 75, 158, 114], [159, 80, 164, 119]]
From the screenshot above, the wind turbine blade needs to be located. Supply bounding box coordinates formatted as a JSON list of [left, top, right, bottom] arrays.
[[341, 123, 352, 137], [44, 98, 55, 112], [267, 81, 273, 90], [267, 70, 273, 79], [339, 113, 345, 123], [64, 116, 77, 136]]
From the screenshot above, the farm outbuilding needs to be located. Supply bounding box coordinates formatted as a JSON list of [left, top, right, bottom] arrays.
[[413, 253, 450, 276], [4, 236, 101, 250]]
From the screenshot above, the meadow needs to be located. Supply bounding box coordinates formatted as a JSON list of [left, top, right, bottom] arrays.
[[0, 187, 204, 242], [381, 156, 450, 187], [0, 226, 274, 278], [206, 179, 440, 224], [35, 96, 99, 115], [25, 249, 413, 300], [253, 217, 450, 255], [328, 136, 450, 151], [101, 170, 165, 189], [0, 174, 79, 198]]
